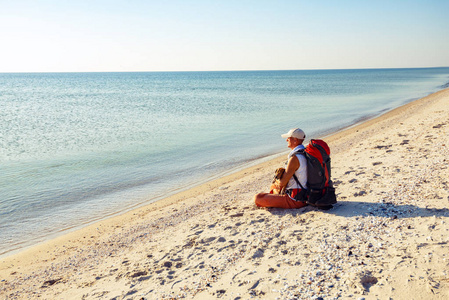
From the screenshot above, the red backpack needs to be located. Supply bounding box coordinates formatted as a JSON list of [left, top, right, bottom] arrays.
[[293, 139, 337, 209]]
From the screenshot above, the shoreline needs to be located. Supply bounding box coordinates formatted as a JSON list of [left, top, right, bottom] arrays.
[[0, 89, 432, 260], [2, 68, 448, 261], [0, 101, 406, 259], [2, 88, 449, 299]]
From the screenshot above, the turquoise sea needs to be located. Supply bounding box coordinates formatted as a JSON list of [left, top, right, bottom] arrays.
[[1, 68, 449, 257]]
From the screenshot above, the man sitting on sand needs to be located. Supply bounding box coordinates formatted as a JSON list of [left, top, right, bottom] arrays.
[[254, 128, 308, 209]]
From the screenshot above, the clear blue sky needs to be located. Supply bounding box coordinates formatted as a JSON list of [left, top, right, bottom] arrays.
[[1, 0, 448, 72]]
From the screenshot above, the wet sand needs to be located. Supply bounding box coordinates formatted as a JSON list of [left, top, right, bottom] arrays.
[[1, 88, 449, 299]]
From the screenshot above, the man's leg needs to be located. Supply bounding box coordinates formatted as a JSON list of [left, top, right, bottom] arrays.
[[254, 193, 307, 209]]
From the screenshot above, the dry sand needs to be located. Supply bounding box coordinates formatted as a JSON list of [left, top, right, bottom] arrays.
[[1, 88, 449, 300]]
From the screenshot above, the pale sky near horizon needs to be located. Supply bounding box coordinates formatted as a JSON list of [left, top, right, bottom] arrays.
[[1, 0, 448, 73]]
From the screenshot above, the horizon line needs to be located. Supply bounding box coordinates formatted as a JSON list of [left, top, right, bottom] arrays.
[[1, 66, 448, 74]]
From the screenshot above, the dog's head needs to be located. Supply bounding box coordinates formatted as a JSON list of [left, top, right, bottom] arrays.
[[272, 167, 285, 183]]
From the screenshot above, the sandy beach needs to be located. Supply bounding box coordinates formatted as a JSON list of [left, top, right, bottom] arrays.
[[1, 88, 449, 299]]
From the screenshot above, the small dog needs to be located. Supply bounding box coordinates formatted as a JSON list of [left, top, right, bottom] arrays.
[[270, 167, 285, 195]]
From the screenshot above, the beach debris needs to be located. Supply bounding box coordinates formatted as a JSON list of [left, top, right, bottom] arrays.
[[248, 289, 265, 297], [354, 191, 367, 197], [251, 248, 265, 259], [130, 271, 148, 278], [374, 145, 392, 149], [41, 278, 62, 288], [432, 123, 446, 128], [230, 212, 244, 217], [200, 237, 216, 244]]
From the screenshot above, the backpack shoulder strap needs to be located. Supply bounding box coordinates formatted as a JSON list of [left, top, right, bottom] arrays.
[[292, 174, 305, 190], [291, 148, 305, 157]]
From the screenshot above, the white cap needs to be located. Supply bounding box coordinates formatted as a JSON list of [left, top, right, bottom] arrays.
[[281, 128, 306, 140]]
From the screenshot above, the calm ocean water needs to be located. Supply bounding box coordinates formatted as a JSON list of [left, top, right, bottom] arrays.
[[1, 68, 449, 256]]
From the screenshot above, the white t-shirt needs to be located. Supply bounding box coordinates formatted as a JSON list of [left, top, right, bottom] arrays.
[[285, 145, 308, 190]]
